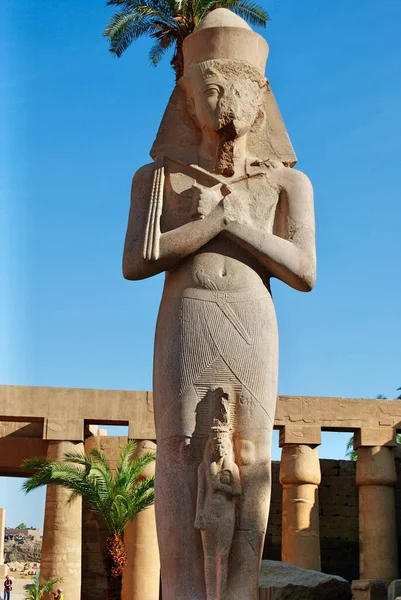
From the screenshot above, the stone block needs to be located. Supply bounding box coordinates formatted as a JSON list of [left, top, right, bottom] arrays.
[[44, 418, 84, 441], [259, 560, 351, 599], [354, 428, 397, 448], [351, 579, 387, 600], [279, 425, 321, 447], [128, 391, 156, 440]]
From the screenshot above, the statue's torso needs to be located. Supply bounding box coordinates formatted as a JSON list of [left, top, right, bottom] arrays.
[[161, 161, 281, 295]]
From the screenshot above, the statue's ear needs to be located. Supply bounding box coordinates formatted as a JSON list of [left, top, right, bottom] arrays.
[[151, 84, 200, 162], [248, 82, 297, 167]]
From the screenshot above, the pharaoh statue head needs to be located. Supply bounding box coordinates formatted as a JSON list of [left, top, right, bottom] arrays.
[[180, 10, 268, 142], [151, 8, 296, 167], [211, 417, 231, 459]]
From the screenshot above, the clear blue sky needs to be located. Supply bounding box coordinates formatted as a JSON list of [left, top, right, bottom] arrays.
[[1, 0, 400, 528]]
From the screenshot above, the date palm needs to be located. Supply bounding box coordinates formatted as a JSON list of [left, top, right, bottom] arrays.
[[104, 0, 270, 80], [22, 441, 155, 600], [25, 575, 62, 600]]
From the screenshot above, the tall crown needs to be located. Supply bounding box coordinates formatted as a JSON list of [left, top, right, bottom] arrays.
[[183, 8, 269, 75]]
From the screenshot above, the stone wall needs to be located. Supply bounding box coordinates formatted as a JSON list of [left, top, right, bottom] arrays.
[[80, 439, 401, 598], [263, 460, 360, 582]]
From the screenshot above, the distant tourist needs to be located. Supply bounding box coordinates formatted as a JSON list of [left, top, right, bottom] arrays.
[[3, 575, 12, 600], [52, 588, 64, 600]]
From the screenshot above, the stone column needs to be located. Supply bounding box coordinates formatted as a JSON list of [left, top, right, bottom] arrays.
[[0, 508, 9, 577], [40, 441, 83, 598], [122, 440, 160, 600], [356, 445, 399, 582], [279, 443, 321, 571]]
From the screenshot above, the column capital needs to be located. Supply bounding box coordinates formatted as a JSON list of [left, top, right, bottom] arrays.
[[279, 444, 321, 486], [356, 446, 397, 487]]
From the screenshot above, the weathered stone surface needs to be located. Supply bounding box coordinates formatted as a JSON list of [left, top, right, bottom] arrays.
[[1, 386, 401, 445], [259, 560, 351, 600], [122, 7, 316, 600], [40, 441, 83, 599], [357, 447, 399, 582], [122, 440, 159, 600], [279, 445, 321, 570]]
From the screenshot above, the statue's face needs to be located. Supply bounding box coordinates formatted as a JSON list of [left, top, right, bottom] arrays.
[[214, 435, 230, 458], [184, 60, 265, 138]]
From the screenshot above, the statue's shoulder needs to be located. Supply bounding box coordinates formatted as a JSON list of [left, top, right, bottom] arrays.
[[131, 163, 156, 204], [276, 165, 312, 192], [132, 162, 155, 185]]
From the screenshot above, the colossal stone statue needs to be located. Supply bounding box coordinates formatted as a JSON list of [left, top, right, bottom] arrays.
[[123, 8, 316, 600]]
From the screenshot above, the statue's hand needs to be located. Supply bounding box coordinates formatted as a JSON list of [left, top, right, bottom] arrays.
[[194, 513, 206, 530], [192, 183, 223, 219], [211, 478, 220, 491], [222, 185, 250, 225]]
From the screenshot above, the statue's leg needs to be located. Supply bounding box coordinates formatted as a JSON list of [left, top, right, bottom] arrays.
[[202, 528, 218, 600], [227, 427, 273, 600], [217, 509, 235, 600], [155, 437, 205, 600], [202, 509, 234, 600]]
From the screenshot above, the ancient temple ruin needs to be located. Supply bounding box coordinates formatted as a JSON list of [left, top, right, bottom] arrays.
[[0, 384, 400, 599]]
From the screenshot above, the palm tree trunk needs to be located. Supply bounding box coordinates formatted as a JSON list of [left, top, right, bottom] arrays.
[[104, 532, 127, 600], [171, 38, 184, 81]]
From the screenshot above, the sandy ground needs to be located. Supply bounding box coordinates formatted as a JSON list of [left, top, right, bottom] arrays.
[[3, 576, 34, 599]]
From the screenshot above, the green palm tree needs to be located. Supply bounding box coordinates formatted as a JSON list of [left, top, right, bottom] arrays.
[[104, 0, 270, 80], [22, 441, 155, 600], [25, 575, 62, 600]]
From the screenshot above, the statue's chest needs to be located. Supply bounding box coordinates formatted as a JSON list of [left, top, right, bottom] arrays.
[[161, 170, 280, 232]]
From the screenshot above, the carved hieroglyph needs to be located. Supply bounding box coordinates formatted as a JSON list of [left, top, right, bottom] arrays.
[[123, 8, 316, 600]]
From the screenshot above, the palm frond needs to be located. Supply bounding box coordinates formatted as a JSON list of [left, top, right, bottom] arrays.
[[104, 10, 157, 57], [22, 457, 50, 471], [105, 0, 270, 76], [40, 577, 63, 594], [345, 434, 357, 461], [23, 441, 155, 538], [126, 477, 155, 521], [126, 451, 156, 486], [104, 4, 178, 57], [225, 0, 269, 27], [116, 439, 137, 474], [194, 0, 218, 21], [26, 576, 62, 600]]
